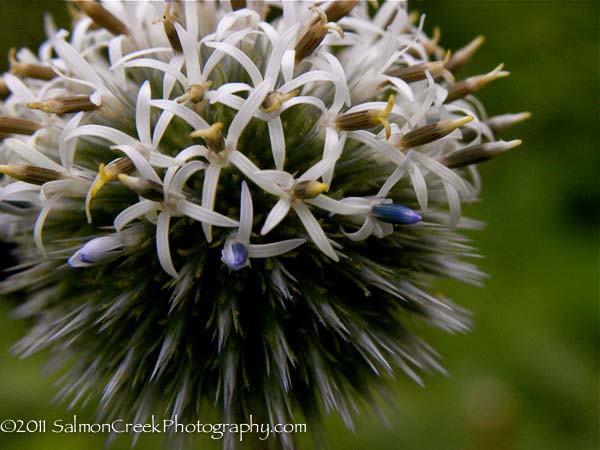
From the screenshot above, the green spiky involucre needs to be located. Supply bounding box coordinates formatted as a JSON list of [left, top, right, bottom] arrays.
[[0, 1, 527, 449]]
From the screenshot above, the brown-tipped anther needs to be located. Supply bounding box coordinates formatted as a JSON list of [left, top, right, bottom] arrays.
[[118, 174, 164, 202], [295, 6, 344, 64], [322, 0, 358, 23], [153, 4, 182, 54], [446, 35, 485, 73], [423, 26, 441, 55], [0, 77, 9, 99], [0, 116, 41, 135], [76, 0, 129, 36], [261, 90, 300, 113], [230, 0, 247, 10], [9, 48, 56, 81], [176, 81, 212, 104], [440, 139, 522, 169], [386, 50, 451, 83], [292, 180, 329, 200], [400, 116, 474, 150], [335, 94, 395, 139], [27, 95, 100, 115], [486, 112, 532, 132], [368, 0, 379, 9], [189, 122, 225, 153], [0, 164, 65, 185], [85, 157, 135, 223], [445, 63, 510, 103]]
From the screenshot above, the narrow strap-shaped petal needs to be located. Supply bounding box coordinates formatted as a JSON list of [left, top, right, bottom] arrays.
[[4, 138, 64, 172], [175, 145, 208, 162], [136, 81, 152, 147], [279, 70, 337, 94], [343, 217, 376, 241], [108, 35, 127, 87], [150, 99, 209, 130], [348, 130, 405, 165], [306, 195, 371, 216], [110, 47, 172, 70], [278, 96, 327, 115], [260, 198, 291, 235], [67, 124, 139, 147], [377, 163, 407, 198], [207, 82, 251, 104], [225, 79, 271, 150], [247, 239, 305, 258], [411, 151, 470, 195], [237, 181, 253, 243], [34, 193, 62, 257], [264, 23, 300, 86], [59, 112, 84, 171], [408, 161, 428, 210], [267, 117, 286, 170], [204, 41, 263, 87], [163, 54, 185, 100], [123, 58, 187, 86], [177, 199, 238, 228], [156, 212, 178, 278], [114, 200, 157, 232], [174, 23, 202, 85], [256, 170, 294, 187], [228, 150, 285, 197], [201, 165, 221, 242], [167, 161, 207, 194], [293, 203, 339, 261], [110, 145, 161, 184], [443, 181, 461, 228]]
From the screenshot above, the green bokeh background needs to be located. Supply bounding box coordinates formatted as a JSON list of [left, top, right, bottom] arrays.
[[0, 1, 597, 449]]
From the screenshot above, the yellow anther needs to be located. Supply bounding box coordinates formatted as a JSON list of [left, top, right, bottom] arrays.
[[176, 81, 213, 104], [292, 180, 329, 200], [376, 94, 395, 140], [261, 90, 300, 113], [189, 122, 225, 153], [85, 158, 134, 223]]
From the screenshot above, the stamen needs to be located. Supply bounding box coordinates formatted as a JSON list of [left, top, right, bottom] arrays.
[[386, 50, 451, 83], [27, 95, 100, 115], [9, 48, 55, 80], [445, 63, 510, 103], [0, 77, 9, 99], [0, 164, 64, 185], [176, 81, 212, 104], [371, 203, 422, 225], [0, 116, 41, 135], [292, 180, 328, 200], [440, 139, 522, 169], [118, 174, 164, 202], [486, 112, 531, 132], [424, 26, 441, 55], [75, 0, 129, 36], [85, 157, 135, 223], [260, 90, 300, 113], [335, 94, 395, 139], [446, 35, 485, 73], [189, 122, 225, 153], [295, 6, 344, 64], [153, 4, 182, 54], [399, 116, 474, 150]]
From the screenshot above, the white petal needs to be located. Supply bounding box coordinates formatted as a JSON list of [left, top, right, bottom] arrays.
[[163, 54, 185, 100], [175, 22, 202, 85], [380, 74, 414, 102], [4, 139, 64, 172], [256, 170, 294, 187], [167, 161, 207, 194], [123, 58, 187, 86], [278, 96, 326, 115], [267, 118, 286, 170], [343, 217, 375, 241], [293, 203, 339, 261], [108, 36, 126, 86], [177, 199, 238, 228], [247, 239, 305, 258], [152, 110, 175, 148], [34, 194, 62, 256], [281, 48, 296, 83], [136, 81, 152, 146], [204, 41, 263, 87], [3, 73, 37, 103], [207, 82, 251, 104], [238, 180, 253, 243], [225, 79, 271, 150], [279, 70, 336, 94], [149, 99, 209, 130], [306, 195, 370, 216], [411, 151, 470, 195], [408, 162, 428, 210], [377, 164, 407, 197], [443, 181, 461, 228], [201, 165, 221, 242], [347, 130, 405, 165], [114, 200, 157, 232], [67, 125, 139, 147], [264, 24, 300, 86], [156, 213, 178, 278], [110, 145, 161, 184], [58, 112, 83, 171], [228, 150, 285, 196], [260, 198, 291, 235], [110, 47, 172, 70]]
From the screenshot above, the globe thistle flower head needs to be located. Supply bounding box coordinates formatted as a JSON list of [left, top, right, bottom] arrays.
[[0, 1, 527, 449]]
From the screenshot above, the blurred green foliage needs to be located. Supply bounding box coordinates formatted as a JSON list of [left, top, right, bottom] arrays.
[[0, 1, 597, 449]]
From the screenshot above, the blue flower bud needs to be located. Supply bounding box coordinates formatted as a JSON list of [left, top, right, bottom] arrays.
[[221, 241, 249, 271], [371, 203, 422, 225]]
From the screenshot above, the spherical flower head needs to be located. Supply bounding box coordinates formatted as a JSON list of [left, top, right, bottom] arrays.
[[0, 2, 527, 449]]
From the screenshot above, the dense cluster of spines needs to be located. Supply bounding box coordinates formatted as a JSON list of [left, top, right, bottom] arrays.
[[0, 2, 526, 449]]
